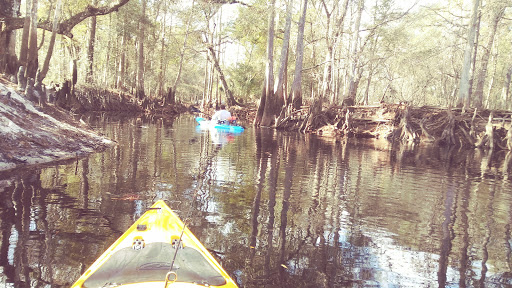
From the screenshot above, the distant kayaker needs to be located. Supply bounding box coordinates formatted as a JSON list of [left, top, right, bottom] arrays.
[[212, 104, 231, 124]]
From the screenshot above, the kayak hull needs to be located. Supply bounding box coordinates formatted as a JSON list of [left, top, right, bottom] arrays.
[[71, 201, 238, 288]]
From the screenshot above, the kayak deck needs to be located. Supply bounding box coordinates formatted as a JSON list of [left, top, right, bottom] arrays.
[[72, 201, 238, 288], [83, 243, 226, 287]]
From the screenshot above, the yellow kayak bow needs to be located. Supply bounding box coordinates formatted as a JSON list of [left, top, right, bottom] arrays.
[[71, 200, 238, 288]]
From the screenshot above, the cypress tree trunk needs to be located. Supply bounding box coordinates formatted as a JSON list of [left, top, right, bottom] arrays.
[[290, 0, 308, 110], [254, 0, 275, 127], [202, 54, 209, 109], [86, 0, 98, 83], [135, 0, 146, 100], [157, 4, 168, 98], [116, 28, 126, 90], [25, 0, 38, 79], [40, 0, 61, 80], [270, 0, 293, 124], [458, 0, 480, 112], [260, 0, 283, 127], [171, 0, 194, 104], [0, 0, 20, 74], [347, 0, 364, 102], [474, 6, 504, 108], [330, 0, 349, 105], [19, 1, 30, 66], [502, 66, 512, 110], [319, 0, 335, 104]]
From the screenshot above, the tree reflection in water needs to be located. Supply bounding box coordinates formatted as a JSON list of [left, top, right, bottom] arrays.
[[1, 115, 512, 287]]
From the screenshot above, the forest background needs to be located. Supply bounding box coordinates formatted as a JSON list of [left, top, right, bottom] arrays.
[[0, 0, 511, 133]]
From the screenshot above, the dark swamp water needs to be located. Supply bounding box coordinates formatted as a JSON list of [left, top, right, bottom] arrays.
[[1, 114, 512, 288]]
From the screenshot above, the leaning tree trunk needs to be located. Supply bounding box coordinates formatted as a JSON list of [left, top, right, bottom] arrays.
[[254, 0, 275, 127], [207, 45, 238, 107], [39, 0, 61, 80], [457, 0, 480, 112]]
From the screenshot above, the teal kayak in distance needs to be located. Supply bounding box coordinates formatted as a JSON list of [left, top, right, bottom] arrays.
[[195, 117, 245, 133]]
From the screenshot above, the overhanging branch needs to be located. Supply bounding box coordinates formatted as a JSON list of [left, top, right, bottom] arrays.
[[2, 0, 130, 38]]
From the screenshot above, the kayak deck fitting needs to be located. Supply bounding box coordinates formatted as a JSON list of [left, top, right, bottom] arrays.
[[71, 200, 238, 288]]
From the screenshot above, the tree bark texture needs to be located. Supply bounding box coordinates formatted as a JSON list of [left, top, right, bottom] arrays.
[[474, 6, 505, 108], [116, 28, 126, 90], [0, 0, 19, 74], [271, 0, 293, 123], [207, 45, 238, 107], [18, 2, 30, 66], [135, 0, 146, 100], [327, 0, 349, 105], [347, 0, 364, 102], [458, 0, 480, 112], [171, 0, 194, 103], [157, 3, 168, 98], [502, 65, 512, 109], [40, 0, 61, 80], [86, 0, 98, 83], [290, 0, 308, 110], [254, 0, 275, 127], [260, 0, 278, 127], [25, 0, 38, 79], [319, 0, 333, 103]]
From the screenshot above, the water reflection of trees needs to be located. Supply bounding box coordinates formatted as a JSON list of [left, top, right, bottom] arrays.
[[0, 167, 118, 287], [2, 116, 512, 287], [236, 135, 512, 287]]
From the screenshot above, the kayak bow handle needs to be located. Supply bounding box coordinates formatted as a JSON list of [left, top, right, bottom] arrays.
[[164, 271, 178, 287]]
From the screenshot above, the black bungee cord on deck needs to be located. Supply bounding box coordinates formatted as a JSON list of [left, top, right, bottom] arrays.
[[164, 131, 221, 286], [164, 188, 202, 286]]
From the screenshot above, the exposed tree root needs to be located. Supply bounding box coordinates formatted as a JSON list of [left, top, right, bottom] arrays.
[[339, 108, 352, 136], [507, 122, 512, 150], [48, 84, 187, 115], [419, 118, 435, 143], [438, 107, 457, 146], [397, 106, 419, 142], [475, 112, 495, 149], [257, 103, 512, 151]]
